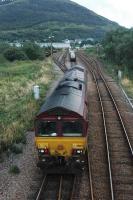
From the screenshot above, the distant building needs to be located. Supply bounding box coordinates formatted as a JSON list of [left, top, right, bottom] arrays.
[[82, 44, 93, 49], [37, 42, 71, 49], [64, 39, 70, 44], [9, 42, 22, 47], [86, 38, 94, 42], [75, 39, 82, 44]]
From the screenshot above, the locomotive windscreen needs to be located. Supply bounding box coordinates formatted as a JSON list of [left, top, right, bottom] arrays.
[[62, 121, 82, 136], [36, 121, 57, 136], [36, 120, 83, 137]]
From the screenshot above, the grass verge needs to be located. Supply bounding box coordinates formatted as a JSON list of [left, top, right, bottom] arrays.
[[85, 48, 133, 99], [101, 60, 133, 98], [0, 58, 53, 152]]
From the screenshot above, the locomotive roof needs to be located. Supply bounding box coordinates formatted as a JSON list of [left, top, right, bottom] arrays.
[[38, 66, 86, 117], [62, 65, 85, 82]]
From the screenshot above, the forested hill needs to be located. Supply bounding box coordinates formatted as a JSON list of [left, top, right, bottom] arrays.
[[0, 0, 119, 41]]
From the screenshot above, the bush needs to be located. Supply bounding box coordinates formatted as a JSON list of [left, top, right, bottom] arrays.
[[10, 143, 23, 154], [9, 165, 20, 174], [23, 43, 44, 60], [3, 47, 27, 61]]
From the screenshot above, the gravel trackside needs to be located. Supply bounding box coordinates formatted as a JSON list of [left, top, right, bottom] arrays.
[[0, 132, 43, 200]]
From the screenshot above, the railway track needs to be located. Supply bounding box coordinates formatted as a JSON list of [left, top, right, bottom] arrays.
[[35, 161, 94, 200], [36, 174, 76, 200], [34, 52, 132, 200], [53, 51, 68, 72], [78, 52, 133, 199]]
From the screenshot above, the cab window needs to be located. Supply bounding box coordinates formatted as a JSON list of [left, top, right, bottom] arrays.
[[36, 121, 57, 136], [62, 121, 82, 136]]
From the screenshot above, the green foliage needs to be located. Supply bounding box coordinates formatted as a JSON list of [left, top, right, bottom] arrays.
[[80, 39, 96, 47], [9, 165, 20, 174], [22, 42, 44, 60], [4, 47, 27, 61], [0, 0, 118, 41], [0, 59, 53, 153], [85, 47, 97, 56], [0, 42, 45, 62], [103, 27, 133, 69], [0, 42, 10, 53]]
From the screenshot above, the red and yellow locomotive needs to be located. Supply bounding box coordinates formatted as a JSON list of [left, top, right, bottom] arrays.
[[35, 65, 88, 172]]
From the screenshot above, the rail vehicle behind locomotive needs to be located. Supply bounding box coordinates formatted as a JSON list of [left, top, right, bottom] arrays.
[[69, 50, 76, 62], [35, 65, 88, 172]]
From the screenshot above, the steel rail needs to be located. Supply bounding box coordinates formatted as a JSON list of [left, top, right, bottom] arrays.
[[57, 176, 63, 200], [53, 55, 66, 72], [58, 175, 76, 200], [36, 175, 47, 200], [93, 71, 115, 200], [93, 59, 133, 156], [53, 57, 67, 72], [70, 176, 76, 200], [78, 53, 115, 200], [86, 144, 95, 200], [36, 175, 76, 200], [53, 51, 68, 72], [79, 52, 133, 198], [77, 53, 97, 200], [78, 52, 133, 156]]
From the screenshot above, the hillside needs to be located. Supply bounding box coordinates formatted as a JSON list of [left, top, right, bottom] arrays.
[[0, 0, 119, 41]]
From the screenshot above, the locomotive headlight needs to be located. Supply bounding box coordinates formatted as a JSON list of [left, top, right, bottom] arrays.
[[38, 149, 44, 153], [77, 150, 83, 154], [38, 148, 49, 155], [57, 116, 61, 120], [72, 149, 83, 155]]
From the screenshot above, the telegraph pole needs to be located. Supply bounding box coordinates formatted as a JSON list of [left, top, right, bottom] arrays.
[[49, 35, 54, 58]]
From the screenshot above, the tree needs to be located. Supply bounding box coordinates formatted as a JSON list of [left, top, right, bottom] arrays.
[[103, 27, 133, 70], [3, 47, 27, 61], [22, 42, 44, 60]]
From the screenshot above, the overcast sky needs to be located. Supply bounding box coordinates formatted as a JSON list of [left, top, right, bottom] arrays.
[[71, 0, 133, 28]]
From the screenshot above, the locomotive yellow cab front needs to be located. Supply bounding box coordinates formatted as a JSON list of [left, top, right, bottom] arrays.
[[35, 136, 86, 157]]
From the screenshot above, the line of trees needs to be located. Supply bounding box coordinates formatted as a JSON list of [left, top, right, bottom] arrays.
[[0, 42, 50, 62], [103, 27, 133, 69]]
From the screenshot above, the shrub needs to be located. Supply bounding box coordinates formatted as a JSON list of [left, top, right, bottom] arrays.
[[9, 165, 20, 174], [23, 43, 44, 60], [3, 47, 27, 61], [10, 143, 23, 154]]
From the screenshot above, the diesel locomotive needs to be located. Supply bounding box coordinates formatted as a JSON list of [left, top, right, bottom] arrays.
[[35, 65, 88, 172], [69, 50, 76, 62]]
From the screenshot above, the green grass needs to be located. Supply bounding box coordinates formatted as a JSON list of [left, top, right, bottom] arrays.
[[103, 61, 133, 98], [100, 60, 133, 98], [85, 47, 98, 56], [85, 49, 133, 99], [0, 58, 53, 152], [121, 78, 133, 98]]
